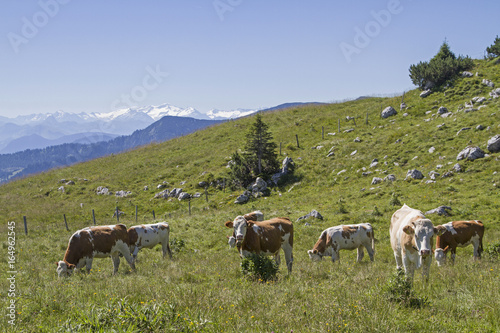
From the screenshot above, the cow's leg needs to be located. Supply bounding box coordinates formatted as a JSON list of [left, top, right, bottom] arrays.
[[85, 258, 93, 274], [450, 249, 456, 265], [282, 244, 293, 274], [403, 256, 414, 282], [116, 241, 136, 271], [274, 253, 281, 267], [357, 246, 365, 262], [162, 242, 173, 259], [473, 240, 481, 260], [393, 250, 403, 270], [111, 253, 120, 275], [132, 246, 140, 262], [421, 256, 432, 283], [331, 250, 340, 263], [364, 242, 375, 262]]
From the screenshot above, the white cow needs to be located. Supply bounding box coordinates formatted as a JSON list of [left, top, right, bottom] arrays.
[[390, 204, 443, 282], [307, 223, 375, 263], [127, 222, 173, 261]]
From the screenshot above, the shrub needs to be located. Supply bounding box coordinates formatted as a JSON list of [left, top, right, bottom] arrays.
[[383, 270, 429, 308], [484, 241, 500, 260], [486, 35, 500, 59], [409, 41, 473, 90], [241, 254, 279, 282], [169, 238, 186, 253], [389, 192, 401, 206]]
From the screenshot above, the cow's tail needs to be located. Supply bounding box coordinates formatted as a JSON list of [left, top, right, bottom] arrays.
[[369, 224, 375, 254]]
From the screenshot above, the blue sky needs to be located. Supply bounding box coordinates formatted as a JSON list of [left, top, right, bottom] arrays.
[[0, 0, 499, 117]]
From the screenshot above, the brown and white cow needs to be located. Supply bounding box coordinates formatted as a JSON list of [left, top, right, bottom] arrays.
[[225, 216, 293, 273], [307, 223, 375, 263], [434, 220, 484, 266], [56, 224, 135, 277], [390, 204, 443, 282], [226, 211, 264, 248], [127, 222, 173, 262]]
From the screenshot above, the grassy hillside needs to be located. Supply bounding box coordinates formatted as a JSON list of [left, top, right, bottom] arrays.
[[1, 58, 499, 332]]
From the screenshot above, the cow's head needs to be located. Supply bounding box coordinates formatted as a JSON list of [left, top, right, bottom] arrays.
[[225, 216, 250, 247], [434, 246, 449, 266], [403, 219, 444, 258], [307, 249, 323, 262], [56, 261, 75, 277]]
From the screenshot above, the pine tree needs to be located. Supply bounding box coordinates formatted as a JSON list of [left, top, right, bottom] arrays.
[[243, 114, 279, 177], [486, 35, 500, 58]]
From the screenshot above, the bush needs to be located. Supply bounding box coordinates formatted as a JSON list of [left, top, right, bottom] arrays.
[[409, 41, 473, 90], [241, 254, 279, 282], [486, 35, 500, 59], [484, 241, 500, 260], [383, 270, 429, 308]]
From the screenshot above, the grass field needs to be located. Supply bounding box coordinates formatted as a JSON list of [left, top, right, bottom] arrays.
[[1, 58, 500, 332]]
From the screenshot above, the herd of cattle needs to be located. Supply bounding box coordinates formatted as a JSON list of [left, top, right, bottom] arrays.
[[56, 204, 484, 282]]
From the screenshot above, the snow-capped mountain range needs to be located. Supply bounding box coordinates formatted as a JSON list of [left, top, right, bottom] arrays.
[[0, 104, 259, 154]]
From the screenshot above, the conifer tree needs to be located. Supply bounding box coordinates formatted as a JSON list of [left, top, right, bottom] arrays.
[[243, 114, 279, 177]]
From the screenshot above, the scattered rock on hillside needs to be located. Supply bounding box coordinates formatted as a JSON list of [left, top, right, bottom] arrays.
[[487, 135, 500, 153], [96, 186, 110, 195], [155, 189, 170, 199], [461, 71, 473, 77], [420, 89, 432, 98], [381, 106, 397, 119], [456, 127, 471, 136], [143, 186, 149, 191], [453, 163, 463, 173], [437, 106, 448, 114], [234, 191, 250, 204], [371, 177, 383, 185], [400, 102, 407, 110], [178, 192, 191, 201], [384, 174, 396, 182], [58, 186, 65, 192], [457, 146, 485, 161], [476, 125, 485, 131], [490, 88, 500, 98], [115, 190, 132, 198], [370, 159, 378, 168], [272, 157, 295, 185], [472, 96, 486, 104], [482, 79, 495, 88], [428, 171, 440, 180], [296, 209, 324, 222], [405, 169, 424, 180], [426, 206, 452, 216]]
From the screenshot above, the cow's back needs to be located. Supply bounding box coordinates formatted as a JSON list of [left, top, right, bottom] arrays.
[[243, 217, 293, 254], [390, 204, 424, 251]]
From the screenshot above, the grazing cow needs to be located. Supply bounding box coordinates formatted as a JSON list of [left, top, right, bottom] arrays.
[[56, 224, 135, 277], [390, 204, 443, 282], [225, 216, 293, 273], [127, 222, 173, 261], [434, 220, 484, 266], [227, 211, 264, 248], [307, 223, 375, 263]]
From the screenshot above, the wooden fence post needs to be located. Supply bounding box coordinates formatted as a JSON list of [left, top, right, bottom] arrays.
[[205, 187, 208, 202], [153, 210, 156, 220], [322, 126, 324, 139], [92, 209, 96, 225], [189, 200, 192, 215], [64, 214, 69, 231], [338, 119, 340, 133], [279, 142, 282, 155], [295, 134, 300, 148], [23, 216, 27, 235], [366, 112, 368, 125], [116, 207, 119, 223], [135, 205, 138, 223]]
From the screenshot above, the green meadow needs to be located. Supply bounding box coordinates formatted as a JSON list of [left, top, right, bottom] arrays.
[[1, 58, 499, 332]]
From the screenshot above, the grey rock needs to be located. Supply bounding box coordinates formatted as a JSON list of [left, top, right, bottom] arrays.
[[437, 106, 448, 114], [169, 188, 183, 198], [178, 192, 191, 201], [405, 169, 424, 180], [154, 189, 170, 199], [453, 164, 463, 173], [296, 209, 324, 222], [384, 174, 396, 182], [457, 127, 471, 136], [426, 206, 452, 216], [115, 190, 132, 198], [457, 146, 485, 161], [371, 177, 383, 185], [476, 125, 485, 130], [489, 88, 500, 98], [420, 89, 432, 98], [461, 71, 473, 77], [381, 106, 397, 119], [487, 135, 500, 153], [96, 186, 110, 195], [472, 96, 486, 104], [234, 192, 250, 204], [482, 79, 495, 88]]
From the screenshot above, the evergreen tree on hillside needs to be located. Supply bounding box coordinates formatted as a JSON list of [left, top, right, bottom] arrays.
[[409, 41, 473, 90], [486, 35, 500, 58], [228, 114, 280, 188]]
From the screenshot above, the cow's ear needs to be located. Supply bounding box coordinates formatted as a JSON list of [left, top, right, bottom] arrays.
[[313, 249, 318, 254], [443, 245, 450, 253], [224, 221, 233, 228], [55, 261, 60, 267], [434, 226, 445, 236], [403, 225, 414, 235]]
